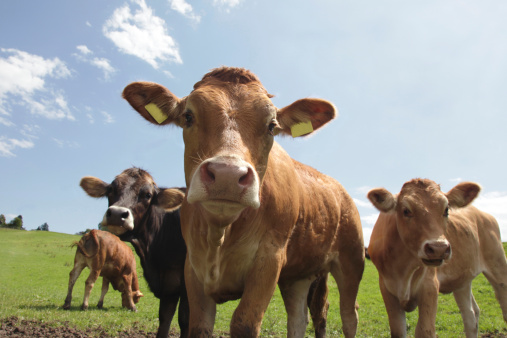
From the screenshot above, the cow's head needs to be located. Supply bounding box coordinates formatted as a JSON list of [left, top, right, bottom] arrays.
[[122, 67, 336, 225], [80, 167, 185, 235], [367, 179, 481, 267]]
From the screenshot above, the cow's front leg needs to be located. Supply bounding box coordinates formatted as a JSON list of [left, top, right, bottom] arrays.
[[279, 278, 314, 338], [415, 276, 438, 338], [121, 274, 137, 312], [378, 276, 407, 338], [157, 294, 179, 338], [230, 249, 283, 337], [185, 259, 216, 338], [453, 283, 479, 338]]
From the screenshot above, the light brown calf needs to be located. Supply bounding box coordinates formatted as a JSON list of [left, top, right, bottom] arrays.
[[368, 179, 507, 337], [122, 67, 365, 337], [63, 229, 143, 311]]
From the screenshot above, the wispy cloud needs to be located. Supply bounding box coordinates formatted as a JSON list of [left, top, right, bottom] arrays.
[[74, 45, 116, 80], [0, 136, 35, 157], [474, 191, 507, 241], [103, 0, 182, 69], [101, 111, 114, 124], [213, 0, 242, 11], [170, 0, 201, 23], [0, 48, 73, 124]]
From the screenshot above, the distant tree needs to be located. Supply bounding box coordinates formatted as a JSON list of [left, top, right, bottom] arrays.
[[7, 215, 24, 230], [75, 228, 94, 236], [36, 222, 49, 231], [0, 214, 6, 227]]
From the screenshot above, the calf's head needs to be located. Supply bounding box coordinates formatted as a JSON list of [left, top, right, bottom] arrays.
[[80, 167, 185, 235], [123, 67, 336, 224], [367, 179, 481, 267]]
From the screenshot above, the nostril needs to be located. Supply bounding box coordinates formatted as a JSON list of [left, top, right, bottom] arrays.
[[425, 244, 435, 256], [200, 163, 215, 184], [239, 167, 254, 187], [121, 211, 129, 219]]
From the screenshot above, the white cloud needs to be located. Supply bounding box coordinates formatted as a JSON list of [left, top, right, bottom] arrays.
[[213, 0, 241, 11], [103, 0, 182, 69], [0, 48, 72, 123], [170, 0, 201, 22], [101, 111, 114, 124], [74, 45, 116, 80], [353, 197, 374, 209], [0, 136, 35, 157]]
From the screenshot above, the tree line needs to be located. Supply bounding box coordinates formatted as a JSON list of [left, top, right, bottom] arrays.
[[0, 214, 49, 231]]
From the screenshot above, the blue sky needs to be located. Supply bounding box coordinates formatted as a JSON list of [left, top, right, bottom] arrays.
[[1, 0, 507, 245]]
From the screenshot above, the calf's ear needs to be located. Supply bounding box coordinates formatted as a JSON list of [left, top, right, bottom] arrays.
[[157, 188, 185, 211], [367, 188, 396, 213], [277, 99, 337, 137], [446, 182, 481, 208], [122, 82, 183, 126], [80, 177, 108, 198]]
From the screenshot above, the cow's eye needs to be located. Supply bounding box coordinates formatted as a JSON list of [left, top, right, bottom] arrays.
[[268, 121, 279, 136], [144, 192, 152, 200], [444, 207, 449, 217], [183, 111, 194, 127], [403, 208, 413, 218]]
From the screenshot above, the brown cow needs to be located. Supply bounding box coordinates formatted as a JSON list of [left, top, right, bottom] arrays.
[[63, 229, 143, 311], [367, 179, 507, 338], [122, 67, 365, 337]]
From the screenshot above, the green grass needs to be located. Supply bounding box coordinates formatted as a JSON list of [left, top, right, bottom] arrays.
[[1, 228, 506, 337]]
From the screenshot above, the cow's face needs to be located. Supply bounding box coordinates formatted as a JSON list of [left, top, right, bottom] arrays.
[[123, 67, 336, 225], [368, 179, 481, 267], [80, 168, 184, 235]]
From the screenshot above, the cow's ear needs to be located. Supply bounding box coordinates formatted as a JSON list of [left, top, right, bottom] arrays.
[[367, 188, 396, 213], [157, 188, 185, 211], [276, 98, 337, 137], [122, 82, 183, 126], [446, 182, 481, 208], [80, 177, 108, 198]]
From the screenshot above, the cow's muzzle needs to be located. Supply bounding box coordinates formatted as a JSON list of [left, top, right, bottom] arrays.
[[420, 239, 451, 267], [101, 206, 134, 235]]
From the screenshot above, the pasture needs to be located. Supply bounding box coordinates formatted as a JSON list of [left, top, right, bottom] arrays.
[[1, 227, 506, 337]]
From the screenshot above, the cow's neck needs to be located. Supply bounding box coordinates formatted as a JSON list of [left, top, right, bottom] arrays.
[[127, 209, 165, 270]]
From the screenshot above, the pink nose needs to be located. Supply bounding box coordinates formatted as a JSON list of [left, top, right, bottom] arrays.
[[424, 241, 451, 260], [200, 161, 254, 189]]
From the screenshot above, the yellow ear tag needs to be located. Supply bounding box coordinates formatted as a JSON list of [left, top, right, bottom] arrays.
[[145, 103, 168, 124], [291, 121, 314, 137]]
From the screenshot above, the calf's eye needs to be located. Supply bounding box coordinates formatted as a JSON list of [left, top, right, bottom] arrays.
[[184, 111, 194, 127], [403, 208, 413, 217], [268, 121, 279, 136], [444, 207, 449, 217]]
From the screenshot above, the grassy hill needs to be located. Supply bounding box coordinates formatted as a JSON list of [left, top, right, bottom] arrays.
[[1, 228, 506, 337]]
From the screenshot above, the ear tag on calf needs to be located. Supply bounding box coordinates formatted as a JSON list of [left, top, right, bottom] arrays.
[[145, 103, 168, 124], [291, 121, 314, 137]]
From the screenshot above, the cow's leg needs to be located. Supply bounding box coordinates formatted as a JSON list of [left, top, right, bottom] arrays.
[[482, 249, 507, 323], [378, 276, 407, 338], [82, 269, 100, 310], [307, 275, 329, 338], [453, 284, 479, 338], [177, 284, 190, 338], [121, 274, 137, 312], [331, 244, 363, 337], [97, 277, 109, 309], [157, 294, 179, 338], [279, 278, 314, 338], [415, 279, 438, 338], [63, 262, 85, 309], [185, 260, 216, 338], [230, 249, 282, 338]]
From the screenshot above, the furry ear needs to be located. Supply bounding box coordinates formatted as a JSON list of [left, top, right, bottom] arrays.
[[446, 182, 481, 208], [276, 98, 336, 137], [367, 188, 397, 213], [80, 177, 109, 198], [157, 188, 185, 211], [122, 82, 183, 126]]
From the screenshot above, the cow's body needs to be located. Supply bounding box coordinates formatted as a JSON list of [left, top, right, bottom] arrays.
[[367, 179, 507, 338], [80, 168, 188, 338], [63, 229, 143, 311], [123, 67, 365, 337]]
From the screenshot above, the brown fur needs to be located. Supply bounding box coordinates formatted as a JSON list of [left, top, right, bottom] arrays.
[[63, 230, 143, 311], [123, 67, 365, 337], [368, 179, 507, 338]]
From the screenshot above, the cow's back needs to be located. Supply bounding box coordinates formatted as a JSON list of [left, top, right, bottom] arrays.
[[438, 206, 503, 292]]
